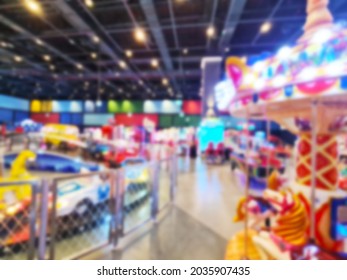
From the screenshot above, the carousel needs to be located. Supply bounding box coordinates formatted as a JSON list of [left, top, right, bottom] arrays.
[[224, 0, 347, 260]]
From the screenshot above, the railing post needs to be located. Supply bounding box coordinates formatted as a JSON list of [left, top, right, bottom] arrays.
[[48, 180, 58, 260], [109, 171, 121, 249], [117, 169, 125, 237], [170, 156, 177, 203], [28, 181, 38, 260], [151, 161, 160, 222], [38, 179, 50, 260]]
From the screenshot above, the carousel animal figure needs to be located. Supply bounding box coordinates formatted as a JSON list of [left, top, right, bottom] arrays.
[[225, 178, 309, 260]]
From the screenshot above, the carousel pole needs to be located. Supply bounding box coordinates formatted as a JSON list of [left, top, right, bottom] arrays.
[[243, 108, 251, 259], [265, 108, 271, 182], [309, 100, 318, 242]]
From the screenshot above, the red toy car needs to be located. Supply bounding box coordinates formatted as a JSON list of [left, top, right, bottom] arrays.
[[104, 147, 150, 168]]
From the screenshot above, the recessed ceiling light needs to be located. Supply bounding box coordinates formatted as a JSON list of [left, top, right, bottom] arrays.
[[118, 60, 127, 69], [49, 65, 55, 70], [125, 50, 133, 58], [183, 48, 189, 55], [43, 54, 51, 62], [35, 38, 43, 46], [162, 78, 169, 86], [24, 0, 42, 15], [14, 55, 23, 63], [206, 25, 216, 38], [151, 58, 159, 68], [0, 41, 7, 48], [260, 21, 272, 34], [90, 52, 97, 59], [134, 27, 146, 43], [84, 0, 94, 8], [76, 63, 84, 70], [92, 35, 100, 44]]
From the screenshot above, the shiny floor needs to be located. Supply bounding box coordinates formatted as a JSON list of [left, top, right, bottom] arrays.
[[84, 158, 244, 260]]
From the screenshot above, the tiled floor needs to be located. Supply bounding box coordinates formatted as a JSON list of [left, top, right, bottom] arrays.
[[84, 158, 244, 260]]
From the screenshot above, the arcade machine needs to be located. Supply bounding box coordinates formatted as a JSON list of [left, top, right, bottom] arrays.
[[197, 118, 225, 164]]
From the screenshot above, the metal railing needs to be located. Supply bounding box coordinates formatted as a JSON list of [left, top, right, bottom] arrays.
[[0, 156, 177, 260]]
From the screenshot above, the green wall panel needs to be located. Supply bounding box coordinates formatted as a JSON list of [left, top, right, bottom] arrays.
[[108, 100, 120, 113], [159, 115, 173, 128], [187, 116, 202, 127], [173, 115, 201, 127], [108, 100, 143, 113], [120, 100, 143, 113]]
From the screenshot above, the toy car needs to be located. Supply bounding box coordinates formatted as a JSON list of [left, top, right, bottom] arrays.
[[122, 158, 150, 213], [104, 148, 148, 169], [56, 177, 110, 218], [0, 176, 110, 253], [41, 124, 79, 150], [4, 152, 100, 173]]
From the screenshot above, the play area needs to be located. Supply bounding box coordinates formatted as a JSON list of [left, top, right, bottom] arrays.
[[1, 0, 347, 262]]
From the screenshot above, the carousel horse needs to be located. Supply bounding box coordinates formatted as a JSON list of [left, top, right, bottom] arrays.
[[225, 187, 309, 260]]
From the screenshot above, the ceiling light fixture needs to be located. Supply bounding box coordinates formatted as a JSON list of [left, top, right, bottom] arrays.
[[92, 35, 100, 44], [84, 0, 94, 8], [49, 65, 55, 71], [91, 52, 97, 59], [23, 0, 42, 15], [35, 38, 43, 46], [183, 48, 189, 55], [206, 25, 216, 38], [43, 54, 51, 62], [260, 21, 272, 34], [134, 27, 146, 43], [76, 63, 84, 70], [118, 60, 127, 69], [162, 78, 169, 86], [125, 50, 133, 58], [14, 55, 23, 63], [151, 58, 159, 68]]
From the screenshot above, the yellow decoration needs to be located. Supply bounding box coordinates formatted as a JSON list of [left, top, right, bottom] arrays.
[[225, 230, 263, 260], [225, 56, 251, 89], [226, 189, 309, 260], [41, 101, 53, 112], [42, 124, 79, 146], [0, 150, 37, 210], [30, 100, 41, 112]]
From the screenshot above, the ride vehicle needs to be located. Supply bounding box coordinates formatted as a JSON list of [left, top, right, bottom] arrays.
[[41, 124, 79, 150], [122, 157, 150, 213], [0, 151, 37, 254], [104, 146, 150, 169], [0, 175, 110, 253], [4, 152, 100, 173]]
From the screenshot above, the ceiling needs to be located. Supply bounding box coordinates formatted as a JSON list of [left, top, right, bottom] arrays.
[[0, 0, 346, 101]]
